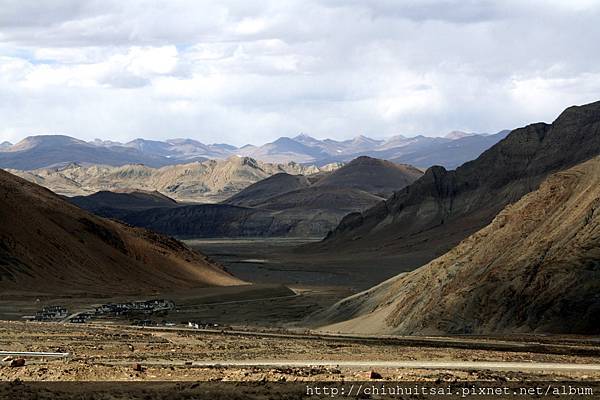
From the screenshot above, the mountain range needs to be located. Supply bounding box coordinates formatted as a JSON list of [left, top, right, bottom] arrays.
[[314, 156, 600, 335], [305, 101, 600, 274], [70, 157, 424, 238], [0, 130, 508, 170], [9, 157, 333, 203], [2, 100, 599, 335]]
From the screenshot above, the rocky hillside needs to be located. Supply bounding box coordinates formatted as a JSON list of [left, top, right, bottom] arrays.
[[0, 169, 242, 295], [10, 156, 329, 203], [119, 156, 422, 238], [123, 187, 386, 238], [308, 101, 600, 270], [314, 157, 600, 335], [69, 190, 179, 219], [223, 173, 312, 208], [313, 156, 423, 198]]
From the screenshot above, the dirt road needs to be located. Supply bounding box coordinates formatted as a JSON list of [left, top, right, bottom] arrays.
[[102, 359, 600, 372]]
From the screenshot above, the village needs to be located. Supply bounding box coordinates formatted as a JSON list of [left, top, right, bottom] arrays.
[[27, 299, 175, 324]]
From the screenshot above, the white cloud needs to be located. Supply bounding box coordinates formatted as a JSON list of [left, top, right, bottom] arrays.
[[0, 0, 600, 145], [231, 17, 268, 35]]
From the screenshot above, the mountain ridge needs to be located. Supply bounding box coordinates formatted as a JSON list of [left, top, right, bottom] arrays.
[[9, 157, 329, 203], [74, 156, 423, 238], [305, 101, 600, 273], [313, 156, 600, 335], [1, 130, 507, 170]]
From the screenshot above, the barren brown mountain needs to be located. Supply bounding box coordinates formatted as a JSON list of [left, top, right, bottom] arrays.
[[224, 156, 423, 211], [0, 169, 242, 295], [69, 190, 179, 219], [121, 156, 422, 238], [312, 156, 423, 198], [314, 157, 600, 335], [306, 101, 600, 271], [223, 173, 312, 207], [9, 156, 328, 203]]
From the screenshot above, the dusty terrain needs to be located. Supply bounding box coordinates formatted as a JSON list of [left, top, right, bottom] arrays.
[[2, 320, 600, 383]]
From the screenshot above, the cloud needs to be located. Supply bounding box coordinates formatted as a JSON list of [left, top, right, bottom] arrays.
[[1, 0, 600, 145]]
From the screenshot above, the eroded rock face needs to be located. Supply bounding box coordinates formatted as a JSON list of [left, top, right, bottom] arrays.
[[315, 156, 600, 335], [315, 101, 600, 268]]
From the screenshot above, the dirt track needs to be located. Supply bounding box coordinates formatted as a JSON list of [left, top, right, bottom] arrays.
[[103, 359, 600, 372]]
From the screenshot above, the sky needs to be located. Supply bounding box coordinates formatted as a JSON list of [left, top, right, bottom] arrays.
[[1, 0, 600, 146]]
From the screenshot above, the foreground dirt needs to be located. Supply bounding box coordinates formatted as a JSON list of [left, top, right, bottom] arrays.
[[1, 321, 599, 383]]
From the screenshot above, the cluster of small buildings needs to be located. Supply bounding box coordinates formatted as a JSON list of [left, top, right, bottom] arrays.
[[69, 299, 174, 324], [70, 312, 94, 324], [31, 305, 68, 321], [133, 319, 156, 326], [92, 299, 175, 317], [26, 299, 175, 325], [187, 321, 220, 330]]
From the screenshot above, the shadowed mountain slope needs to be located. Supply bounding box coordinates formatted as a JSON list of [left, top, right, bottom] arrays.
[[223, 173, 312, 207], [122, 187, 385, 238], [69, 190, 179, 219], [314, 157, 600, 335], [119, 156, 422, 238], [0, 169, 242, 295], [306, 101, 600, 270], [313, 156, 423, 198]]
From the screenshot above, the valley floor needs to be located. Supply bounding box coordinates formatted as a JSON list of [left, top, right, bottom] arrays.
[[2, 238, 598, 398], [187, 237, 418, 290], [2, 320, 600, 381]]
